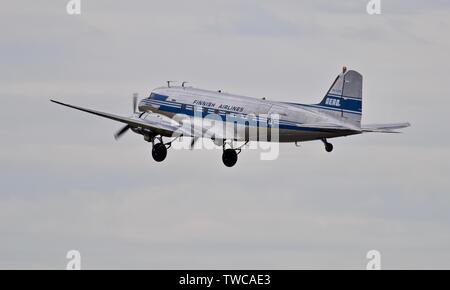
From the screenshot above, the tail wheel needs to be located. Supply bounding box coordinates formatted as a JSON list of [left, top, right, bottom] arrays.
[[321, 138, 333, 153], [152, 142, 167, 162], [222, 149, 238, 167]]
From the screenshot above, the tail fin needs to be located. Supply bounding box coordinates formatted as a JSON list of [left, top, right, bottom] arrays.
[[315, 68, 363, 127]]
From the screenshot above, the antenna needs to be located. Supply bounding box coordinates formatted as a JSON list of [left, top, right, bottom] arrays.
[[342, 66, 347, 73]]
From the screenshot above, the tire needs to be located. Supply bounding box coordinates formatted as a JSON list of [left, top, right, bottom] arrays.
[[325, 143, 333, 152], [152, 143, 167, 162], [222, 149, 238, 167]]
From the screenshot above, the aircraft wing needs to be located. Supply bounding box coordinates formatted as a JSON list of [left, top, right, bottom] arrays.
[[361, 122, 411, 133], [50, 99, 189, 137]]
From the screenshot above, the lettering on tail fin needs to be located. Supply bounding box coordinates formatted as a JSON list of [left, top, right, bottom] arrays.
[[324, 98, 341, 107]]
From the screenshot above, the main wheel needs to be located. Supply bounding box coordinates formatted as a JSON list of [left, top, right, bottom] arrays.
[[152, 143, 167, 162], [325, 142, 333, 152], [222, 149, 238, 167]]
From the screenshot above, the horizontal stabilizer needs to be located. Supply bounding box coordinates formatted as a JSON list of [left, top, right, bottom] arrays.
[[361, 122, 411, 133], [296, 122, 361, 132]]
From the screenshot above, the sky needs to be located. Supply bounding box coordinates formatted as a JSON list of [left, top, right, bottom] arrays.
[[1, 0, 450, 269]]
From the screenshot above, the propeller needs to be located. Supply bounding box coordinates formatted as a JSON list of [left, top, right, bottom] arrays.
[[114, 125, 130, 140], [132, 93, 138, 113], [190, 137, 199, 149], [114, 93, 138, 140]]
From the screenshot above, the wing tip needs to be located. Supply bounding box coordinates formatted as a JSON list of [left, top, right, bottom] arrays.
[[50, 99, 62, 105]]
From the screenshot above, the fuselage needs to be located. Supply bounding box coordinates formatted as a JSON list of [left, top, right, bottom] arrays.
[[138, 86, 360, 142]]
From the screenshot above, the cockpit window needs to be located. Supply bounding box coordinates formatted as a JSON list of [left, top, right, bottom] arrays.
[[149, 93, 155, 99]]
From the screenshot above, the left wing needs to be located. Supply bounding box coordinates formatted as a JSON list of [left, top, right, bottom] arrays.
[[50, 99, 189, 137]]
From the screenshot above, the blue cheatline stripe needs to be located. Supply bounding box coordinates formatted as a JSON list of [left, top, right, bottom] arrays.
[[143, 100, 177, 108], [146, 98, 303, 123], [151, 94, 169, 101], [286, 101, 362, 115], [319, 95, 362, 112], [149, 100, 300, 126], [142, 97, 343, 132], [301, 104, 362, 115]]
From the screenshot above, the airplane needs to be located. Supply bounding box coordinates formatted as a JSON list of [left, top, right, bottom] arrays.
[[51, 67, 410, 167]]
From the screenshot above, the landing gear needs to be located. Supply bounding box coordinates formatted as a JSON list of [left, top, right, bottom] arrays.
[[321, 138, 333, 152], [222, 149, 238, 167], [147, 134, 171, 162], [152, 142, 167, 162], [221, 140, 247, 167]]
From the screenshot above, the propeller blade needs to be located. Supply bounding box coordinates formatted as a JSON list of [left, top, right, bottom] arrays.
[[190, 137, 200, 150], [114, 125, 130, 140], [133, 93, 138, 113]]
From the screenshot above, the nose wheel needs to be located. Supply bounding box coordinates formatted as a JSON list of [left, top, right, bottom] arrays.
[[322, 138, 333, 152]]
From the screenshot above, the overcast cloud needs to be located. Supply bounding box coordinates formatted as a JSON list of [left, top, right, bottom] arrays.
[[1, 0, 450, 269]]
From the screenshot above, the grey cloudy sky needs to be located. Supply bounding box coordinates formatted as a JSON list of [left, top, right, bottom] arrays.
[[1, 0, 450, 269]]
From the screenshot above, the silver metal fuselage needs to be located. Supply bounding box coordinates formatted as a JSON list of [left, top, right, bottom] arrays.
[[138, 86, 360, 143]]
